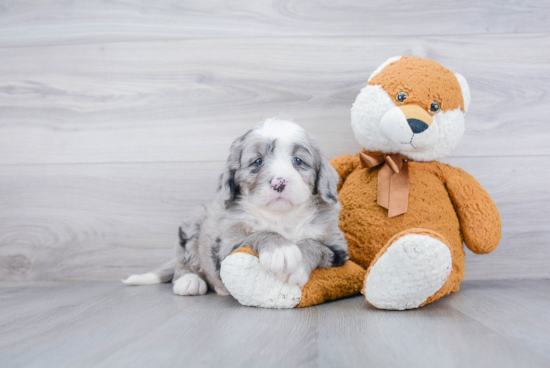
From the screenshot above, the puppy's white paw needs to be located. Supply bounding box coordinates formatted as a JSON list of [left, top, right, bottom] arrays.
[[286, 264, 311, 287], [173, 274, 208, 296], [259, 244, 302, 282]]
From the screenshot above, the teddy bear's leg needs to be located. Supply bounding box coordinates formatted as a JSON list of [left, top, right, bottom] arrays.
[[363, 229, 456, 310], [220, 247, 366, 308]]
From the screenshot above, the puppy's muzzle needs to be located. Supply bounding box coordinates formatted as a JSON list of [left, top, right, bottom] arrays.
[[271, 177, 287, 193]]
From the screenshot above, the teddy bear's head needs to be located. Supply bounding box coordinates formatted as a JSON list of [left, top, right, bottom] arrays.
[[351, 56, 470, 162]]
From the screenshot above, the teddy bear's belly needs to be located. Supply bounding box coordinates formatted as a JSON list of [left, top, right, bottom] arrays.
[[338, 167, 464, 271]]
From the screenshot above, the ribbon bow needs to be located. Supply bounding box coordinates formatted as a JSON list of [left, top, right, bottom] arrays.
[[360, 152, 410, 218]]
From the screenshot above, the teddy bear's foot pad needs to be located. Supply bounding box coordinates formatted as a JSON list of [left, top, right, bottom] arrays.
[[364, 233, 452, 310], [220, 248, 302, 309]]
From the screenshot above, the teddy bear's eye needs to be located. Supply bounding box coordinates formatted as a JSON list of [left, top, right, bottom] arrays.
[[396, 92, 408, 103], [430, 101, 441, 113]]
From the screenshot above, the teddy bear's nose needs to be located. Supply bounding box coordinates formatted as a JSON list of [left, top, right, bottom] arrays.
[[407, 119, 429, 134]]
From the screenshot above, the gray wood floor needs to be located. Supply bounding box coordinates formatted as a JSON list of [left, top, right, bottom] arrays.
[[1, 280, 549, 368]]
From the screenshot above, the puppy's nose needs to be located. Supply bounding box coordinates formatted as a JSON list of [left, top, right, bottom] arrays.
[[271, 177, 287, 193]]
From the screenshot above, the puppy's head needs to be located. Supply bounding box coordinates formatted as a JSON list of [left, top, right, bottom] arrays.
[[217, 118, 338, 212]]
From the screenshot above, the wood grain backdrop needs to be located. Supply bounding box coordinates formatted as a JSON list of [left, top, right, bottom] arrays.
[[0, 0, 549, 281]]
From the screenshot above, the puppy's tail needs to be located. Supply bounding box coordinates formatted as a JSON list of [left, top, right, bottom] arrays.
[[123, 205, 206, 286], [122, 258, 176, 286]]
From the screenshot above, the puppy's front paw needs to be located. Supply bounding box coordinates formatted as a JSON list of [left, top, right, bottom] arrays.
[[259, 244, 302, 283], [173, 274, 208, 296], [286, 264, 312, 287]]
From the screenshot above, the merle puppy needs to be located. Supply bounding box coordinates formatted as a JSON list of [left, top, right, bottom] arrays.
[[123, 118, 348, 296]]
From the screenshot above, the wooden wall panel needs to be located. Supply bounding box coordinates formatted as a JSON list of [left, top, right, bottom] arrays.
[[0, 0, 548, 48], [1, 34, 549, 165], [1, 1, 548, 281], [0, 157, 547, 281], [0, 162, 221, 281]]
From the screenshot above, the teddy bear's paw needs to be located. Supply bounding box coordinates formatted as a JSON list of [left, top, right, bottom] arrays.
[[364, 234, 452, 310], [220, 250, 302, 309]]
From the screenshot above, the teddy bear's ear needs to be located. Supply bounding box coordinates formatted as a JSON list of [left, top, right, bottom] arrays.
[[454, 73, 471, 113], [367, 56, 402, 83]]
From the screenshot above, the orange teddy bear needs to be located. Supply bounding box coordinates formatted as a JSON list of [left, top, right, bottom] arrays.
[[222, 56, 502, 310]]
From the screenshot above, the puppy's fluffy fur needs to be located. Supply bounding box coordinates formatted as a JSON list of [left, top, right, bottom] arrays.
[[123, 118, 348, 296]]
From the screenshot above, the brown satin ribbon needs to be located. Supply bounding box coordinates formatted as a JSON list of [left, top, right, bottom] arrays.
[[360, 152, 409, 218]]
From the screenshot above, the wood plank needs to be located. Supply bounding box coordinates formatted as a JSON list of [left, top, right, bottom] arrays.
[[0, 281, 123, 347], [0, 34, 549, 165], [439, 280, 550, 359], [0, 282, 206, 366], [0, 161, 221, 281], [1, 0, 548, 48], [0, 280, 549, 367], [96, 289, 320, 368], [316, 286, 549, 368], [0, 156, 547, 281]]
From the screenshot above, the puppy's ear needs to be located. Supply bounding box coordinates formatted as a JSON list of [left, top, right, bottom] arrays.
[[217, 132, 247, 209], [314, 156, 339, 205]]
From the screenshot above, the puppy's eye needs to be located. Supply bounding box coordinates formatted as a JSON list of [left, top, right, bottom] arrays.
[[253, 158, 263, 166], [396, 92, 408, 103], [430, 101, 441, 113], [293, 157, 303, 165]]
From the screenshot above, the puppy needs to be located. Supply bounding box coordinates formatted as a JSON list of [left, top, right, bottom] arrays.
[[123, 118, 348, 296]]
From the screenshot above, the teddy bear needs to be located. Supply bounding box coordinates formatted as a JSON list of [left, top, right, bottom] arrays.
[[220, 56, 502, 310]]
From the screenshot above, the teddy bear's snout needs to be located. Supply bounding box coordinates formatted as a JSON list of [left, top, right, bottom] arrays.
[[379, 103, 439, 153], [399, 104, 433, 134]]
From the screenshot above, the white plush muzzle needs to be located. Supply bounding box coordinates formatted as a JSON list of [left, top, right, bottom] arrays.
[[379, 106, 439, 153], [351, 85, 466, 162]]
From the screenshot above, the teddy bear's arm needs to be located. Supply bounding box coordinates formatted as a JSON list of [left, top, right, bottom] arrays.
[[442, 165, 502, 254], [329, 154, 361, 192]]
